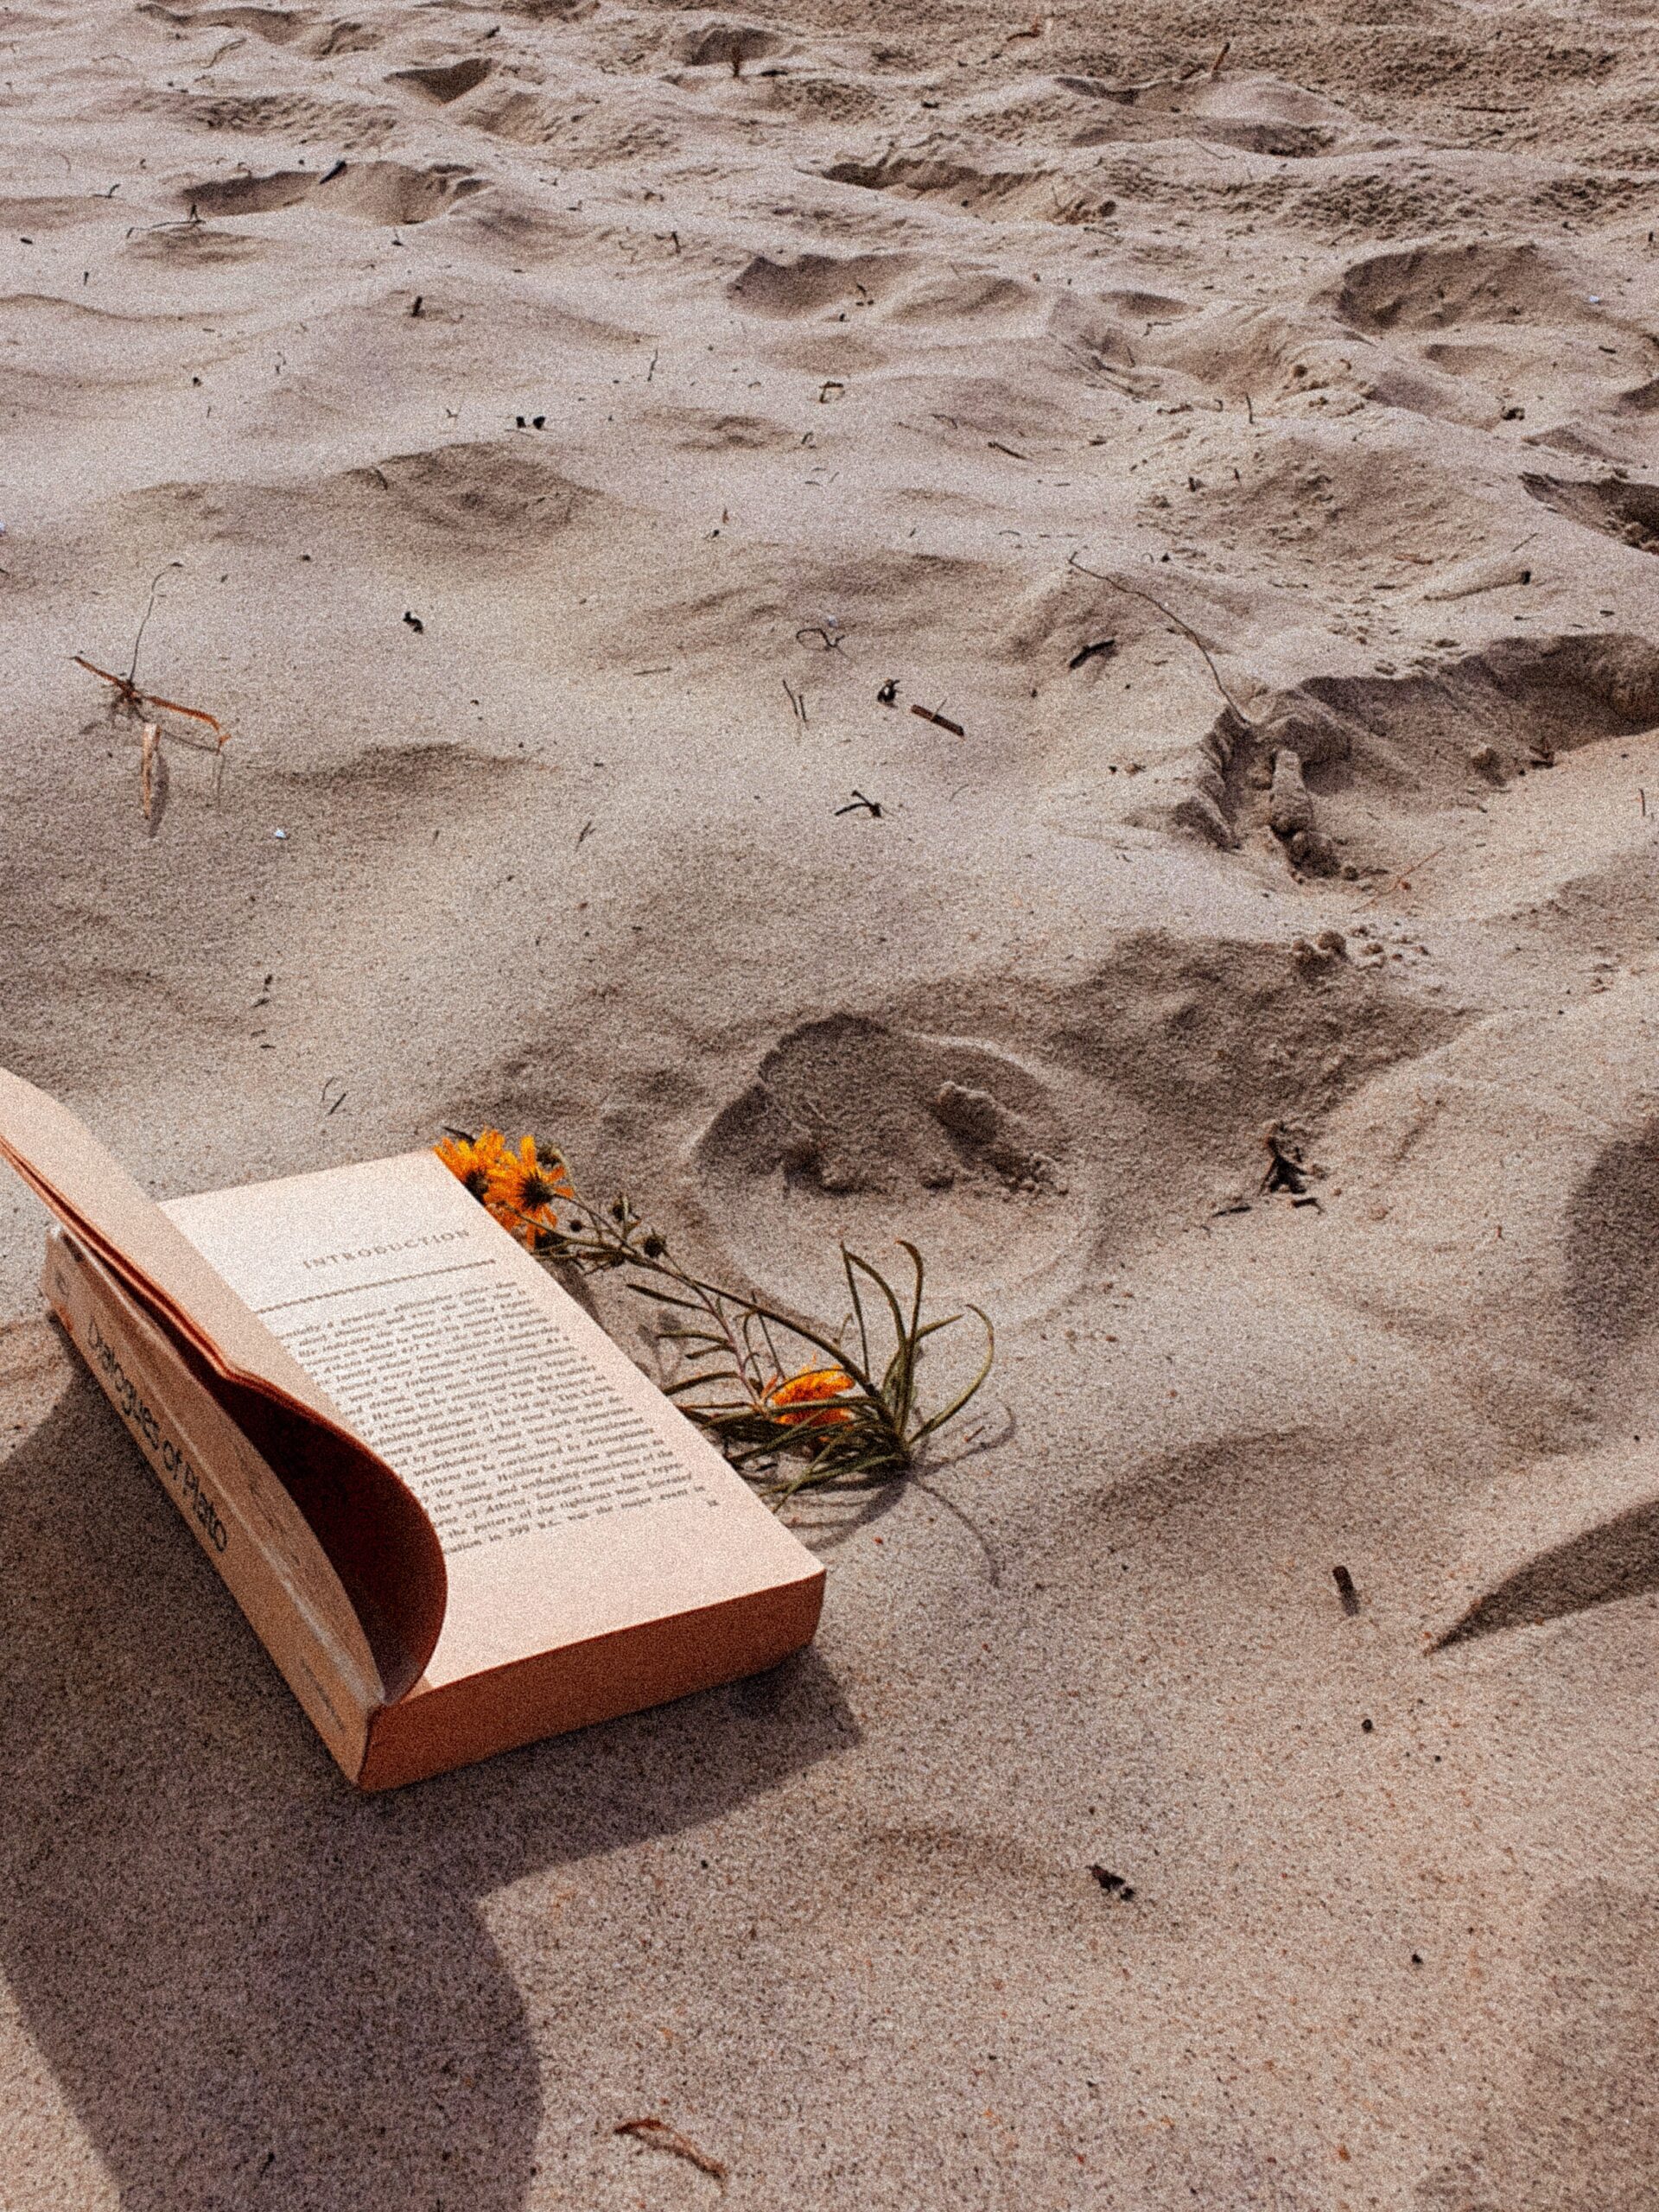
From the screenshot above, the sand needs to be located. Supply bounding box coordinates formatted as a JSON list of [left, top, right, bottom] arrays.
[[3, 0, 1659, 2201]]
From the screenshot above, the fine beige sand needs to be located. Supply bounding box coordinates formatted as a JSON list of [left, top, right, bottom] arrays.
[[3, 0, 1659, 2202]]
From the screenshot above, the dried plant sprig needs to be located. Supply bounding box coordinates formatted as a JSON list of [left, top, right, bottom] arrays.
[[74, 626, 232, 825], [438, 1131, 994, 1503], [73, 655, 230, 747], [613, 2116, 728, 2183], [139, 721, 161, 823]]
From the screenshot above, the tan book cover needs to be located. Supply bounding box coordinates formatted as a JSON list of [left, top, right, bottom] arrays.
[[1, 1068, 824, 1788]]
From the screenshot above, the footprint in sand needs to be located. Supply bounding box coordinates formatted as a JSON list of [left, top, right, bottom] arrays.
[[1183, 632, 1659, 874], [143, 1, 385, 52], [728, 250, 914, 318], [818, 149, 1109, 226], [693, 1014, 1079, 1312], [336, 439, 601, 550], [165, 3, 304, 42], [692, 940, 1452, 1317], [1522, 469, 1659, 555], [1062, 68, 1357, 158]]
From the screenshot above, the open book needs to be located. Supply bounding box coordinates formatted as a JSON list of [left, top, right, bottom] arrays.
[[0, 1069, 824, 1787]]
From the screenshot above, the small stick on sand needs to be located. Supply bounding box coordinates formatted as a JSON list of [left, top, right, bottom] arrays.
[[1361, 845, 1446, 907], [912, 702, 965, 736], [139, 721, 160, 823], [614, 2117, 728, 2183], [191, 34, 244, 79], [1067, 553, 1255, 726], [1261, 1128, 1309, 1196]]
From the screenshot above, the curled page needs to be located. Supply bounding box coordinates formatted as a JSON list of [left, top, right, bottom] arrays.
[[0, 1067, 447, 1702]]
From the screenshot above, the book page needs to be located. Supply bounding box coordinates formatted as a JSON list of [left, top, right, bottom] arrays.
[[162, 1151, 821, 1685], [277, 1261, 710, 1553], [0, 1064, 447, 1699], [0, 1065, 363, 1427]]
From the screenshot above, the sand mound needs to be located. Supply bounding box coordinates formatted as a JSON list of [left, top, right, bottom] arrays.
[[183, 156, 486, 224], [1182, 634, 1659, 874], [1522, 468, 1659, 553], [1326, 239, 1605, 334], [1438, 1494, 1659, 1648]]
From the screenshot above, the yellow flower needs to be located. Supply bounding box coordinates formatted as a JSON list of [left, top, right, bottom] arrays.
[[764, 1366, 858, 1427], [485, 1135, 575, 1247], [435, 1127, 508, 1201]]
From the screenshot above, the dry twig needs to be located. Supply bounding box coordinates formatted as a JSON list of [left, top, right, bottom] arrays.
[[614, 2117, 728, 2183], [74, 567, 229, 747], [1360, 844, 1446, 907], [73, 657, 228, 745], [139, 721, 160, 823], [73, 567, 231, 820], [1066, 552, 1255, 726], [911, 702, 965, 736]]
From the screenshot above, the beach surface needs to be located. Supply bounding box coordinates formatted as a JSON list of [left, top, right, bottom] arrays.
[[3, 0, 1659, 2202]]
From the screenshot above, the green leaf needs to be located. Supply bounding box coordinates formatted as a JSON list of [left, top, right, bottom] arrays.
[[912, 1306, 995, 1440]]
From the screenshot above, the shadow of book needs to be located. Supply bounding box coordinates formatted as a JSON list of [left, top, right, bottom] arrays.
[[0, 1369, 856, 2211]]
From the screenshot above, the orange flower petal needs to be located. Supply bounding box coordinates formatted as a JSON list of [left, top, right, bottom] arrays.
[[766, 1366, 858, 1427]]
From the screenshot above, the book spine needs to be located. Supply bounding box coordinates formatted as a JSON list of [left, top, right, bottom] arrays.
[[43, 1230, 376, 1780]]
